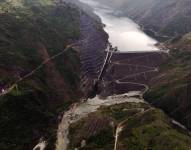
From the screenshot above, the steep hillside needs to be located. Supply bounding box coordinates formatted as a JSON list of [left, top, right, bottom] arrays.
[[68, 102, 191, 150], [95, 0, 191, 132], [103, 0, 191, 131], [97, 0, 191, 38], [144, 35, 191, 130], [172, 32, 191, 51], [0, 0, 82, 149]]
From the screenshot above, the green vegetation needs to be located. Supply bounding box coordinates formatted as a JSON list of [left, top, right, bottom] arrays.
[[0, 0, 82, 149], [144, 35, 191, 129], [68, 102, 191, 150], [69, 112, 114, 150], [174, 32, 191, 51]]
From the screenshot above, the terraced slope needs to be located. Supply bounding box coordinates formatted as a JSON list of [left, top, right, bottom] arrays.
[[64, 0, 109, 97], [104, 51, 167, 95]]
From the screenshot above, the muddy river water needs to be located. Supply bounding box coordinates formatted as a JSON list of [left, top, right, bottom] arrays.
[[53, 1, 160, 150], [79, 0, 159, 52], [33, 1, 166, 150], [55, 92, 145, 150]]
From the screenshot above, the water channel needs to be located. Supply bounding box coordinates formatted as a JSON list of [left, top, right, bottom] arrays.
[[79, 0, 159, 52]]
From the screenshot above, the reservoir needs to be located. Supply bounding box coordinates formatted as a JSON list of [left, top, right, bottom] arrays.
[[79, 0, 159, 52]]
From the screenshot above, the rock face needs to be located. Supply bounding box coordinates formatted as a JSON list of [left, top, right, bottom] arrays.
[[65, 0, 109, 97], [78, 12, 108, 97], [97, 0, 191, 37], [102, 51, 167, 96]]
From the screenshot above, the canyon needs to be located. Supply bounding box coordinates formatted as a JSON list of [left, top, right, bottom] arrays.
[[56, 0, 191, 150], [0, 0, 191, 150]]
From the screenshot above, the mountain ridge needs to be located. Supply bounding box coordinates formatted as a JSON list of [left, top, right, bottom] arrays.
[[96, 0, 191, 38]]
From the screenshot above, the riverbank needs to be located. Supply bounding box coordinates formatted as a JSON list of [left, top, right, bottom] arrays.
[[56, 91, 145, 150], [78, 0, 160, 52], [67, 94, 191, 150]]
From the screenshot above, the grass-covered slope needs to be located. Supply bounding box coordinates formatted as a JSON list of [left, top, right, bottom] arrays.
[[68, 102, 191, 150], [0, 0, 82, 149], [144, 34, 191, 130]]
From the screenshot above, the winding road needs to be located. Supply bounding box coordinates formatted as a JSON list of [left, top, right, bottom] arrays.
[[0, 4, 166, 150], [55, 48, 167, 150], [112, 53, 159, 95], [0, 42, 81, 97]]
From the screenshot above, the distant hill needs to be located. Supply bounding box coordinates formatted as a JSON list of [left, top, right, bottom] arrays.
[[97, 0, 191, 37], [97, 0, 191, 133]]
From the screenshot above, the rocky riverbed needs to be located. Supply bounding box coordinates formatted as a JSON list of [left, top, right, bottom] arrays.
[[56, 91, 144, 150]]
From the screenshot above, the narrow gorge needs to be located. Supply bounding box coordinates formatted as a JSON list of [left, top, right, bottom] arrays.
[[1, 0, 191, 150], [55, 0, 191, 150]]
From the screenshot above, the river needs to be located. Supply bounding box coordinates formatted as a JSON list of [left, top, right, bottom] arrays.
[[55, 92, 145, 150], [28, 1, 185, 149], [79, 0, 159, 52], [53, 1, 159, 149]]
